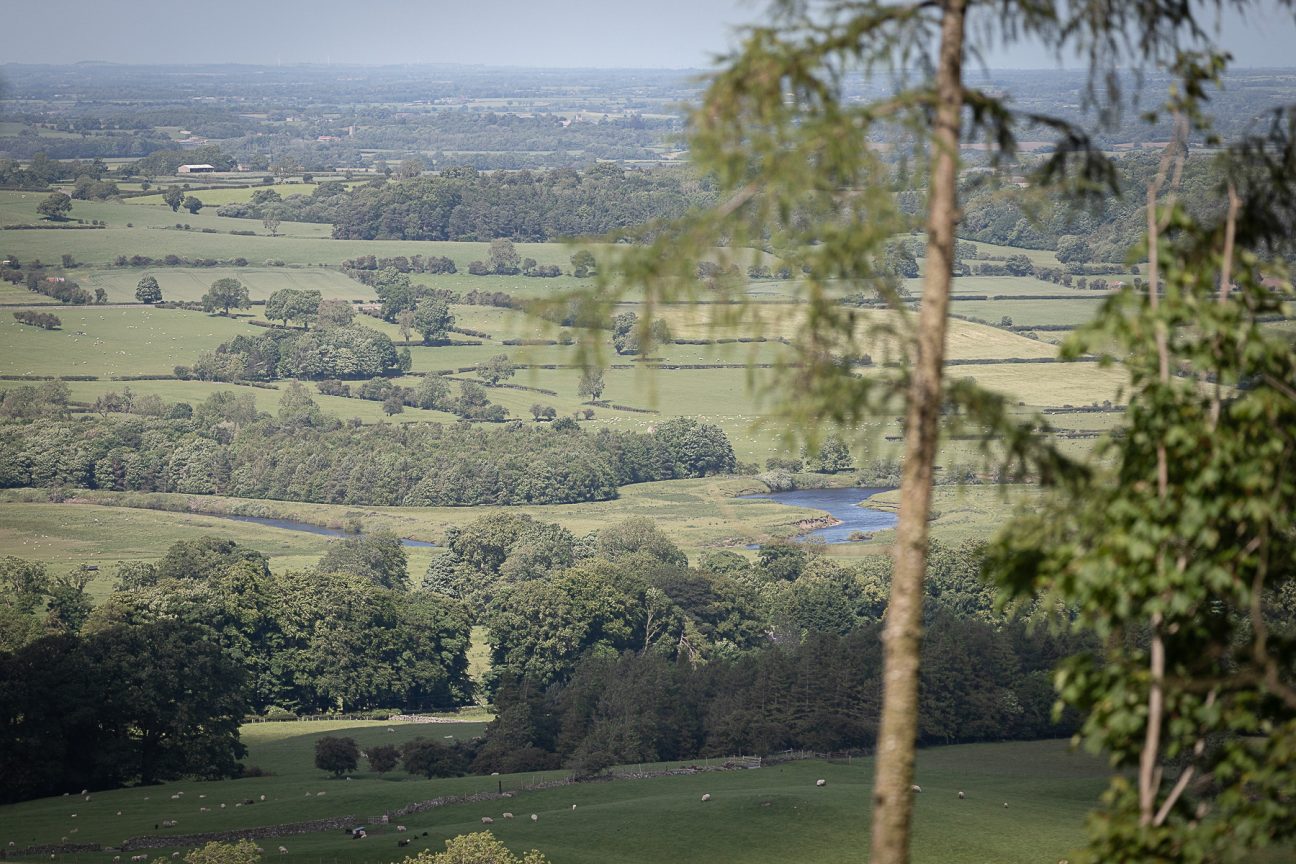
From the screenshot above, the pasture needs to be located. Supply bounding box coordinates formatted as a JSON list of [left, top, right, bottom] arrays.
[[80, 267, 372, 303], [0, 730, 1111, 864]]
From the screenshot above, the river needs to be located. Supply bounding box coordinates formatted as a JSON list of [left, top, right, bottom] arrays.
[[741, 485, 898, 544]]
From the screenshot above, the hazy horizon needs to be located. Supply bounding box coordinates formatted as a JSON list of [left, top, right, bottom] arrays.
[[7, 0, 1296, 71]]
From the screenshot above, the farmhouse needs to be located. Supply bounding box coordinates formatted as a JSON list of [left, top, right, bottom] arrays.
[[177, 164, 216, 174]]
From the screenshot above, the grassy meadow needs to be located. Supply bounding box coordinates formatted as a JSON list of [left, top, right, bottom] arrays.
[[0, 725, 1111, 864]]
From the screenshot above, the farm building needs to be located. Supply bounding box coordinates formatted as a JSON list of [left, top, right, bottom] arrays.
[[177, 164, 216, 174]]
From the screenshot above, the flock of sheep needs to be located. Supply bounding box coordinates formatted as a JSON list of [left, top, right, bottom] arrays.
[[23, 776, 1018, 863]]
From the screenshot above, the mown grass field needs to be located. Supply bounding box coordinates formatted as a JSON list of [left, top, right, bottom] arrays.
[[0, 729, 1112, 864]]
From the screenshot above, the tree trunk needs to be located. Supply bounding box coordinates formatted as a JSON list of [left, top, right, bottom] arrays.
[[867, 2, 966, 862]]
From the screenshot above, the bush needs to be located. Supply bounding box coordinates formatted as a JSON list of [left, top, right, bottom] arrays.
[[13, 310, 61, 330], [365, 744, 400, 774], [314, 735, 360, 777]]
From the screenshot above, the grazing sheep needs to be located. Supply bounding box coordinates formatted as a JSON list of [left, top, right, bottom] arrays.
[[259, 795, 266, 801], [815, 779, 826, 787], [316, 792, 326, 797], [116, 811, 122, 816], [502, 813, 513, 820], [480, 817, 494, 825], [170, 795, 180, 801], [220, 804, 226, 809], [571, 804, 576, 811], [113, 856, 120, 861], [1003, 802, 1009, 808], [530, 814, 538, 822], [958, 790, 965, 800], [910, 785, 922, 793], [200, 807, 210, 813], [701, 794, 711, 802], [255, 848, 264, 855], [395, 826, 406, 833], [277, 847, 287, 854], [81, 789, 88, 795]]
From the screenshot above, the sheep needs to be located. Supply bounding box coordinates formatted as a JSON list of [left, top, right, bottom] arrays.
[[815, 779, 826, 787], [316, 792, 326, 797], [530, 814, 539, 822], [701, 794, 711, 802], [502, 813, 513, 820], [958, 790, 965, 800], [480, 817, 494, 825], [113, 856, 120, 862], [200, 808, 210, 813], [395, 826, 407, 833], [116, 811, 122, 816], [1003, 802, 1009, 808], [170, 795, 180, 801], [277, 847, 288, 855], [259, 795, 266, 802], [571, 804, 577, 811], [910, 785, 922, 793]]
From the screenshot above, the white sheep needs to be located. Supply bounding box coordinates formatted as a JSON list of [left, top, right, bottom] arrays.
[[958, 790, 965, 800], [530, 814, 538, 822], [116, 811, 122, 816], [502, 813, 513, 820], [316, 791, 326, 797], [395, 826, 407, 833], [910, 785, 922, 793], [571, 804, 576, 811], [259, 795, 266, 801], [480, 817, 494, 825], [1003, 802, 1009, 808], [278, 847, 288, 854], [113, 856, 120, 862], [815, 779, 826, 787], [200, 807, 210, 813], [701, 794, 711, 802]]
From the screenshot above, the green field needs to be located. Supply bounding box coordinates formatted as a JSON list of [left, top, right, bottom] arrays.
[[0, 306, 257, 377], [125, 184, 324, 207], [0, 727, 1110, 864], [80, 267, 373, 303]]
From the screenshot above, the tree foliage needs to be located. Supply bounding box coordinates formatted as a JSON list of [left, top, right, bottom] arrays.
[[991, 104, 1296, 861], [314, 736, 359, 777]]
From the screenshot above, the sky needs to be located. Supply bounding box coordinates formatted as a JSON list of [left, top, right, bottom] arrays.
[[5, 0, 1296, 69]]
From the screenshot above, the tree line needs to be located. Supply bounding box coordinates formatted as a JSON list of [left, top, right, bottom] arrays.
[[0, 395, 736, 506], [213, 164, 714, 242]]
